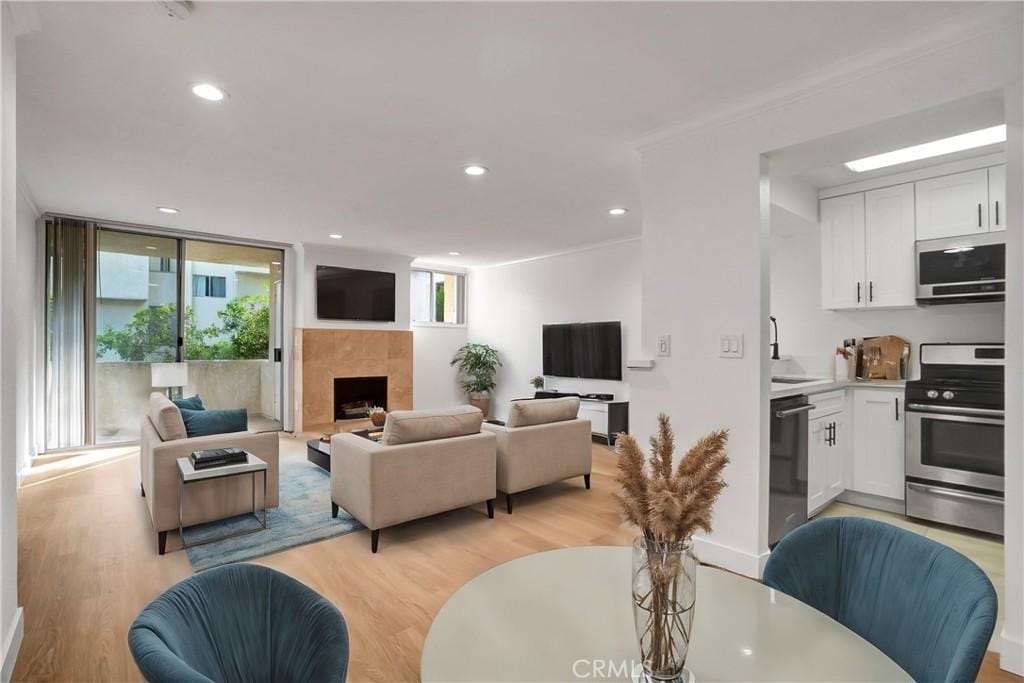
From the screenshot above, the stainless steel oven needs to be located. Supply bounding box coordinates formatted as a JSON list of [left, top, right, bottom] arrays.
[[916, 232, 1005, 304], [904, 343, 1004, 535]]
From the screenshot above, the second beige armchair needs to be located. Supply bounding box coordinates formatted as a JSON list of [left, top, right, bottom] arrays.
[[482, 397, 592, 513]]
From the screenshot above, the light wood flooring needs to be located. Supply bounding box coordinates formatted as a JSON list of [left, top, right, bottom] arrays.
[[12, 434, 1018, 682]]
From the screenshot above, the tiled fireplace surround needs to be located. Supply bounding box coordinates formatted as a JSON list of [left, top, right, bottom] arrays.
[[294, 328, 414, 431]]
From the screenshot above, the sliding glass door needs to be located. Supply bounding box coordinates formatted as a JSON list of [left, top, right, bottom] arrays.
[[43, 217, 285, 450], [182, 240, 283, 431], [94, 229, 180, 443]]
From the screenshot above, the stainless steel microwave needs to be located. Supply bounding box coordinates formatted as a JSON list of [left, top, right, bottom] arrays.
[[916, 232, 1005, 305]]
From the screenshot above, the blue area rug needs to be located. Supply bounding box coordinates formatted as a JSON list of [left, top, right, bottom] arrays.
[[184, 455, 363, 571]]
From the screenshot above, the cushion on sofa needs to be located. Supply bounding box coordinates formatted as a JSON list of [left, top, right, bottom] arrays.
[[149, 392, 188, 442], [506, 397, 580, 428], [180, 408, 248, 438], [382, 405, 483, 446], [172, 395, 205, 411]]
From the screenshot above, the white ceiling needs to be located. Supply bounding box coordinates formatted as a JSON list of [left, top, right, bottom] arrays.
[[16, 1, 991, 265], [774, 90, 1007, 190]]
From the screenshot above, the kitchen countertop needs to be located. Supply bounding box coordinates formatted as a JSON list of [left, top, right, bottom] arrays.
[[770, 376, 906, 399]]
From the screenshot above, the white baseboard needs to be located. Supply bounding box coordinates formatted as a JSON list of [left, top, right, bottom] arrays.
[[692, 536, 769, 579], [1000, 629, 1024, 676], [1, 607, 24, 683]]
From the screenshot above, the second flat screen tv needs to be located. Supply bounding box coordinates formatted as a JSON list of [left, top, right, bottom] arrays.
[[316, 265, 396, 322], [543, 321, 622, 381]]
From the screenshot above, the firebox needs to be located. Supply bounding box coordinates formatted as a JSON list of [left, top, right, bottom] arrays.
[[334, 376, 388, 420]]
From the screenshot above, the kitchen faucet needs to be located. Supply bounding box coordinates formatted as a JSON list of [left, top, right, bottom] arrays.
[[770, 316, 780, 360]]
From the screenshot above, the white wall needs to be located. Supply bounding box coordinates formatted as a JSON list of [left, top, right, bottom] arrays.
[[413, 325, 467, 409], [293, 242, 411, 329], [633, 8, 1022, 604], [467, 239, 641, 421], [0, 4, 24, 678], [770, 223, 1005, 378], [15, 183, 38, 474]]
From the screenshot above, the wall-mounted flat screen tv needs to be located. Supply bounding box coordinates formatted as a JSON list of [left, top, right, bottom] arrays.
[[543, 321, 622, 380], [316, 265, 396, 322]]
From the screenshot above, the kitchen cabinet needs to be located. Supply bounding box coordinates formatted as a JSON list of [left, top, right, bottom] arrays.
[[808, 391, 847, 516], [864, 183, 916, 308], [820, 184, 915, 310], [851, 388, 905, 501], [989, 165, 1006, 232], [820, 194, 866, 310], [915, 169, 989, 240]]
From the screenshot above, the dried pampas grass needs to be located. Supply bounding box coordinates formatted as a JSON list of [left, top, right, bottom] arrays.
[[615, 414, 729, 543]]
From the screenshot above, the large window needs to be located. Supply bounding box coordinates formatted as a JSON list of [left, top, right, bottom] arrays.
[[411, 269, 465, 324]]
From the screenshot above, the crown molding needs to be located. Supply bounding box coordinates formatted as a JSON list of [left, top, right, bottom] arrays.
[[473, 234, 641, 271], [635, 5, 1023, 153]]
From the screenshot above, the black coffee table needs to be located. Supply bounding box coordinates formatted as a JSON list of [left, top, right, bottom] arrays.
[[307, 429, 383, 471]]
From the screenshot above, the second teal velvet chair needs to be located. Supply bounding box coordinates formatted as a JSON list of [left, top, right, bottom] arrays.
[[763, 517, 996, 683]]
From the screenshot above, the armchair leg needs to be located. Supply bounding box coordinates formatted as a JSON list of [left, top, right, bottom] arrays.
[[584, 474, 591, 490], [371, 529, 380, 553], [486, 498, 495, 518], [506, 493, 514, 515], [331, 502, 339, 518], [158, 531, 167, 555], [141, 482, 146, 497]]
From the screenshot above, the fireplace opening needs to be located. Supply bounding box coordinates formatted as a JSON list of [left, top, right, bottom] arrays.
[[334, 376, 388, 420]]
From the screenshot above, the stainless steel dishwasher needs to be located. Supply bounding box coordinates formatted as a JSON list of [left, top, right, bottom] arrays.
[[769, 395, 814, 547]]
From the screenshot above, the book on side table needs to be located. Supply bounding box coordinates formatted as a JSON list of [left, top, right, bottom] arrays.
[[190, 447, 248, 470]]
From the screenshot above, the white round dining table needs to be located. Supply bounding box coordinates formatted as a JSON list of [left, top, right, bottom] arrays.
[[421, 546, 910, 682]]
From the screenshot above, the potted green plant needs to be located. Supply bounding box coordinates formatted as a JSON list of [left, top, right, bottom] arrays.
[[451, 343, 501, 417], [530, 375, 545, 391]]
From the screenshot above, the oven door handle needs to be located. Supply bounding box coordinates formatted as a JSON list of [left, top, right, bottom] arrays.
[[905, 403, 1004, 418], [907, 483, 1003, 505]]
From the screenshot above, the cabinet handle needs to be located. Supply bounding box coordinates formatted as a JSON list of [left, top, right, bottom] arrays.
[[869, 281, 874, 302], [856, 282, 861, 303], [831, 422, 837, 447], [978, 203, 982, 227], [996, 201, 1000, 226], [895, 397, 900, 422]]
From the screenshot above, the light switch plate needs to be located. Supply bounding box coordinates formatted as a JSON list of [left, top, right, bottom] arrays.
[[719, 334, 744, 358], [657, 335, 671, 357]]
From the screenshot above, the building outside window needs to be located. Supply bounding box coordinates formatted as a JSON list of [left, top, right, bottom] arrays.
[[412, 269, 465, 324]]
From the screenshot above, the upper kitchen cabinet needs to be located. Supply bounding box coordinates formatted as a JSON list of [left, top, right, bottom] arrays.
[[820, 194, 865, 310], [989, 165, 1006, 232], [820, 184, 915, 310], [915, 168, 989, 240], [864, 183, 916, 308]]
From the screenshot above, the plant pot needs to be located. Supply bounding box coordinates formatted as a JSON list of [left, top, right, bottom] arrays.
[[370, 411, 386, 427], [468, 395, 491, 418], [632, 537, 697, 683]]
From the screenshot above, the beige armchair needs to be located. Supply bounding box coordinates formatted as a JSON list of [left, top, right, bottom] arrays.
[[330, 405, 496, 553], [482, 397, 592, 513], [140, 393, 279, 554]]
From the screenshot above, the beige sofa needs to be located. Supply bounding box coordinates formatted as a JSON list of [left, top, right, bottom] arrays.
[[482, 397, 592, 513], [330, 405, 496, 553], [140, 393, 279, 554]]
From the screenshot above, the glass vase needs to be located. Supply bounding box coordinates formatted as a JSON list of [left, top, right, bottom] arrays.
[[631, 536, 697, 683]]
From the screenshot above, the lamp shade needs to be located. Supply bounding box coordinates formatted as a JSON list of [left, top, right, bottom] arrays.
[[151, 362, 188, 388]]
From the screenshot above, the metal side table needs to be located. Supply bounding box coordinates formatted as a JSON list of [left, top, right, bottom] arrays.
[[177, 453, 268, 550]]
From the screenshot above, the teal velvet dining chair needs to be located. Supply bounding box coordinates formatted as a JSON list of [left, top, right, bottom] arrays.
[[128, 563, 349, 682], [763, 517, 996, 683]]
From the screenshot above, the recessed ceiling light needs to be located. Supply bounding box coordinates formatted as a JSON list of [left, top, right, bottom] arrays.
[[328, 234, 343, 240], [271, 261, 281, 265], [608, 207, 628, 216], [156, 206, 179, 214], [845, 124, 1006, 173], [145, 245, 158, 250], [464, 165, 488, 176], [448, 251, 461, 256], [191, 83, 228, 102]]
